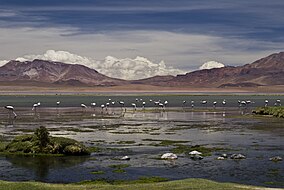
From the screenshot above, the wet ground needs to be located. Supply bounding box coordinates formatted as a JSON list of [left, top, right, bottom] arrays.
[[0, 95, 283, 187]]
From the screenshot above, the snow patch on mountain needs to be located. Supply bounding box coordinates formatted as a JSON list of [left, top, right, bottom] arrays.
[[23, 68, 39, 78], [199, 61, 225, 70]]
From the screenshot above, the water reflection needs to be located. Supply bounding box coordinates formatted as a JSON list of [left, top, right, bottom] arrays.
[[5, 155, 89, 181]]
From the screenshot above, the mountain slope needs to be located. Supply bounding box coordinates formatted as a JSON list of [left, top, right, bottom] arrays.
[[0, 59, 128, 86], [134, 52, 284, 87]]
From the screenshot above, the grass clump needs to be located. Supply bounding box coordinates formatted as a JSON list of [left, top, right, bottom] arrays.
[[253, 106, 284, 118], [109, 164, 130, 173], [2, 127, 90, 156], [142, 139, 189, 146], [91, 170, 105, 175], [116, 140, 135, 144]]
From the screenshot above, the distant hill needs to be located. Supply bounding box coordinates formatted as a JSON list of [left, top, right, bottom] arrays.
[[0, 59, 128, 86], [133, 52, 284, 88]]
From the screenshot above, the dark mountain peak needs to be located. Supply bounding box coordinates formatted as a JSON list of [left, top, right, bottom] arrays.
[[245, 52, 284, 69]]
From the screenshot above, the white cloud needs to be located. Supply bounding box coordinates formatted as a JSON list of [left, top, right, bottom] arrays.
[[199, 61, 225, 70], [0, 26, 283, 75], [12, 50, 185, 80]]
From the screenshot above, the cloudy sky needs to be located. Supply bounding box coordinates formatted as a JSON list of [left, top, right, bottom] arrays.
[[0, 0, 284, 79]]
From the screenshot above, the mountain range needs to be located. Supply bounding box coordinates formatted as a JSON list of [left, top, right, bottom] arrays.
[[0, 52, 283, 89]]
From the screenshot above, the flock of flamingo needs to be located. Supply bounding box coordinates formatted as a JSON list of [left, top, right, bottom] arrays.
[[3, 98, 282, 119]]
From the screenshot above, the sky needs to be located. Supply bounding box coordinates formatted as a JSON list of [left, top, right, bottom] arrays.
[[0, 0, 284, 79]]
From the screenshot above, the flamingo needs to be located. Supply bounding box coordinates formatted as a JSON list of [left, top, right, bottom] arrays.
[[222, 99, 226, 106], [91, 102, 96, 111], [201, 100, 207, 107], [81, 103, 87, 108], [182, 100, 186, 107], [213, 101, 217, 108], [32, 102, 40, 112], [264, 100, 268, 107], [159, 102, 164, 111], [101, 104, 105, 113], [81, 103, 87, 112], [164, 100, 168, 108], [142, 101, 146, 110], [131, 103, 137, 111], [4, 105, 17, 119]]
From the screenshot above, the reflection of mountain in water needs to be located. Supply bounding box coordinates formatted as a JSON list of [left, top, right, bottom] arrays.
[[6, 155, 89, 181]]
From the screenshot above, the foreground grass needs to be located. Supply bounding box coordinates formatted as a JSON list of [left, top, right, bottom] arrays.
[[0, 178, 278, 190]]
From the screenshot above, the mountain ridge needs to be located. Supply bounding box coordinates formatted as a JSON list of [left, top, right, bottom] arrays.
[[0, 52, 283, 88], [0, 59, 128, 86]]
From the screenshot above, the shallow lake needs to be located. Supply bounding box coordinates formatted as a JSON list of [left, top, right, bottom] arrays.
[[0, 95, 283, 187]]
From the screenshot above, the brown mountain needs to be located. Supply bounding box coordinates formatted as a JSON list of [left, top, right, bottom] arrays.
[[134, 52, 284, 88], [0, 52, 283, 89], [0, 59, 128, 86]]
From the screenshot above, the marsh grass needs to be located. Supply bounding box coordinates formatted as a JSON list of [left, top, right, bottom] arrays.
[[91, 170, 105, 175], [253, 106, 284, 118], [0, 178, 275, 190], [116, 140, 136, 145], [142, 139, 190, 146]]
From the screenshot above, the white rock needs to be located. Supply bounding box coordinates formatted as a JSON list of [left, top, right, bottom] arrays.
[[230, 154, 246, 159], [161, 153, 178, 160], [189, 150, 202, 155], [269, 156, 282, 162], [217, 157, 225, 160], [121, 156, 130, 160]]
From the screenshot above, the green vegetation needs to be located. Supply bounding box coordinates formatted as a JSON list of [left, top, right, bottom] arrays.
[[0, 178, 275, 190], [143, 139, 189, 146], [65, 128, 93, 133], [253, 106, 284, 118], [1, 126, 90, 156], [91, 170, 105, 175], [116, 140, 136, 144], [109, 164, 130, 173], [77, 176, 168, 185]]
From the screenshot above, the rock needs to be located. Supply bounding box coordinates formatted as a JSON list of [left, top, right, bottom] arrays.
[[230, 154, 246, 159], [189, 150, 202, 155], [121, 156, 130, 160], [190, 155, 203, 160], [161, 153, 178, 160], [221, 154, 228, 158], [217, 156, 225, 160], [269, 156, 282, 162]]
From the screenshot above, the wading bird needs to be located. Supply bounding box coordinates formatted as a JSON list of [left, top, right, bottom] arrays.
[[32, 102, 40, 112], [91, 102, 96, 111], [4, 105, 17, 119], [182, 100, 186, 107], [201, 100, 207, 106], [213, 101, 217, 108], [264, 100, 268, 107], [81, 103, 87, 112], [131, 103, 137, 111], [101, 104, 105, 113]]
